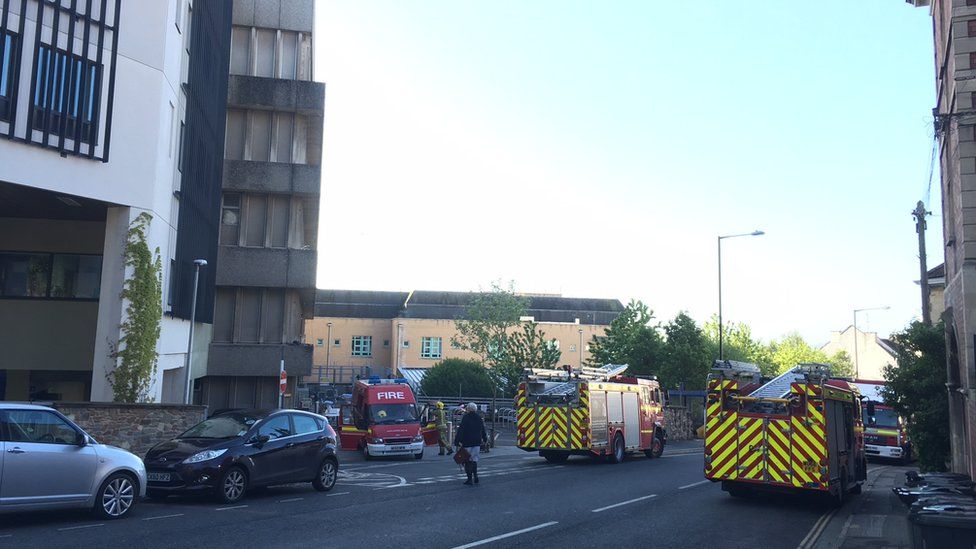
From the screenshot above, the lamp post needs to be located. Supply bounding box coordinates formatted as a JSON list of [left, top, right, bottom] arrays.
[[718, 231, 764, 360], [326, 322, 333, 383], [853, 306, 890, 380], [578, 328, 584, 369], [183, 259, 207, 405], [395, 323, 404, 377]]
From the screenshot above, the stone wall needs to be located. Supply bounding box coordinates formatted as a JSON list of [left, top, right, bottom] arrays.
[[665, 406, 696, 441], [50, 402, 208, 457]]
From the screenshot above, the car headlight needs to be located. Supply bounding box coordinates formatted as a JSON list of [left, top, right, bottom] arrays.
[[183, 449, 228, 464], [412, 434, 424, 443]]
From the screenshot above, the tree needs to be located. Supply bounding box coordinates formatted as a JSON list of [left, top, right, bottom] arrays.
[[703, 317, 775, 375], [767, 332, 829, 376], [421, 358, 495, 398], [825, 350, 855, 379], [108, 213, 162, 403], [452, 282, 528, 396], [881, 321, 950, 471], [658, 312, 712, 391], [496, 322, 563, 395], [586, 300, 664, 376]]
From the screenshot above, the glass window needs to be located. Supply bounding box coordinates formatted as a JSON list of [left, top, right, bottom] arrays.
[[421, 337, 442, 359], [275, 113, 293, 163], [220, 193, 241, 246], [351, 336, 372, 357], [262, 289, 284, 343], [225, 110, 246, 160], [5, 410, 79, 444], [0, 32, 17, 121], [213, 287, 236, 343], [31, 44, 101, 142], [250, 110, 271, 162], [230, 26, 251, 75], [258, 414, 292, 440], [239, 288, 262, 343], [255, 29, 275, 78], [316, 338, 324, 346], [0, 253, 52, 297], [50, 254, 101, 299], [270, 195, 289, 248], [180, 412, 260, 439], [244, 194, 267, 247], [292, 414, 319, 435], [280, 31, 297, 79]]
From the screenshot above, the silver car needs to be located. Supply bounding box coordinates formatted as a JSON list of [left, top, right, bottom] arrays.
[[0, 403, 147, 519]]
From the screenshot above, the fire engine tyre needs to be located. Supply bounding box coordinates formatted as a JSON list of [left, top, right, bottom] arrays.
[[830, 470, 847, 508], [608, 433, 625, 464], [644, 432, 665, 459], [541, 451, 569, 464]]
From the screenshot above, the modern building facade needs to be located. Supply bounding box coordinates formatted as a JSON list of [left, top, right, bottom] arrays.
[[195, 0, 323, 409], [306, 290, 625, 388], [0, 0, 231, 402], [908, 0, 976, 477], [819, 326, 898, 382]]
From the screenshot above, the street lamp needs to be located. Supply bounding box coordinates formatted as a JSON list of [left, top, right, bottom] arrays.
[[853, 306, 890, 380], [578, 328, 584, 370], [183, 259, 207, 405], [718, 230, 764, 360], [326, 322, 333, 384]]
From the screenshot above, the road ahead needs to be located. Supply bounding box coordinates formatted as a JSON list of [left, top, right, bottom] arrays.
[[0, 443, 844, 548]]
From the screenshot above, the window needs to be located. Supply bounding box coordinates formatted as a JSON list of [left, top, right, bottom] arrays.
[[969, 20, 976, 38], [383, 339, 390, 347], [244, 195, 268, 246], [213, 288, 292, 344], [230, 26, 251, 75], [275, 113, 294, 162], [292, 414, 320, 435], [5, 410, 79, 444], [402, 340, 410, 348], [227, 26, 310, 81], [225, 109, 245, 160], [569, 344, 577, 353], [351, 336, 372, 357], [255, 29, 276, 77], [547, 339, 560, 351], [332, 338, 340, 347], [31, 44, 101, 142], [0, 31, 18, 122], [316, 338, 324, 347], [220, 194, 241, 245], [270, 195, 290, 248], [224, 110, 305, 164], [257, 415, 292, 441], [262, 289, 285, 344], [0, 252, 101, 299], [177, 121, 185, 172], [213, 287, 236, 343], [250, 111, 271, 161], [421, 337, 442, 359], [280, 31, 298, 79], [239, 288, 262, 343]]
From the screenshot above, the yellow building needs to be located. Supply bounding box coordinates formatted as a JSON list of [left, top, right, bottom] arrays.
[[305, 290, 624, 386]]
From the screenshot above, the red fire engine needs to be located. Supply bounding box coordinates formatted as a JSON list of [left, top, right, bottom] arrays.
[[338, 378, 438, 459]]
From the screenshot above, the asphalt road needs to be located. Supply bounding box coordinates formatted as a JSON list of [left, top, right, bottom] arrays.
[[0, 443, 849, 548]]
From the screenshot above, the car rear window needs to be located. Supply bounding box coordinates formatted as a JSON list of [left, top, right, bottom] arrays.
[[292, 414, 320, 435]]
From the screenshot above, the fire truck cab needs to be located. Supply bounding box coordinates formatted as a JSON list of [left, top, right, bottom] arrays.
[[338, 378, 437, 459], [854, 381, 911, 463]]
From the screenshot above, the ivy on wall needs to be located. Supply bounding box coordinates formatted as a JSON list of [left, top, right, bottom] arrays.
[[108, 212, 162, 403]]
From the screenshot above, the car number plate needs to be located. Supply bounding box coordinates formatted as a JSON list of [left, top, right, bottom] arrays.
[[390, 446, 407, 451], [148, 472, 171, 482]]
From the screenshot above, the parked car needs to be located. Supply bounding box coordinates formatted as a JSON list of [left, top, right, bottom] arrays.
[[0, 403, 146, 519], [143, 409, 338, 503]]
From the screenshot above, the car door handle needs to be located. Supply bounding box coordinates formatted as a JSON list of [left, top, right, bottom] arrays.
[[285, 442, 295, 448], [6, 447, 25, 454]]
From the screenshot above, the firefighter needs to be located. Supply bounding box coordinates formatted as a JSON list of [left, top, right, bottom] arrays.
[[433, 401, 453, 456]]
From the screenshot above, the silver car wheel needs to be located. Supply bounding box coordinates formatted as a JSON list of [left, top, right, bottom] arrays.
[[320, 461, 336, 488], [102, 477, 134, 517], [224, 469, 246, 501]]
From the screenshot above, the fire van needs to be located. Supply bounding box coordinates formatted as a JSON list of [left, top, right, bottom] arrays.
[[338, 378, 438, 459], [516, 364, 667, 463], [705, 361, 866, 504], [854, 382, 911, 463]]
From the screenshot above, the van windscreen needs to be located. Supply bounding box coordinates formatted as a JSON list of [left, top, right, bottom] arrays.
[[368, 403, 419, 425]]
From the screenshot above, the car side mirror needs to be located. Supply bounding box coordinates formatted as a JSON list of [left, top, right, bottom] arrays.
[[76, 432, 88, 447], [251, 434, 270, 447]]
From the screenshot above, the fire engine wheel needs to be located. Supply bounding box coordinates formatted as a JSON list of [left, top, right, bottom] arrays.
[[644, 433, 665, 459], [830, 470, 847, 508], [608, 434, 625, 464]]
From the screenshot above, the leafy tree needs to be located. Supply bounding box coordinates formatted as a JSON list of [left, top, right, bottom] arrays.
[[767, 332, 829, 376], [703, 317, 775, 375], [881, 321, 949, 472], [421, 358, 495, 398], [586, 300, 664, 376], [494, 322, 563, 395], [109, 213, 162, 403], [452, 282, 528, 396], [658, 312, 712, 391], [825, 350, 855, 379]]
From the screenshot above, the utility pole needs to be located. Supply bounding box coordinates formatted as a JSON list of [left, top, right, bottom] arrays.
[[913, 201, 931, 325]]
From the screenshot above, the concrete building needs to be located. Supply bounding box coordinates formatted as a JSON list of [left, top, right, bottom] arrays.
[[907, 0, 976, 477], [306, 290, 625, 388], [819, 327, 898, 382], [0, 1, 231, 402], [195, 0, 323, 409]]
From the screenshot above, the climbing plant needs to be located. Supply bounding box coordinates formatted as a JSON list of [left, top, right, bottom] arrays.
[[108, 212, 162, 403]]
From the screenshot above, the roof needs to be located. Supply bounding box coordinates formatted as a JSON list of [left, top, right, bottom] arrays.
[[928, 263, 945, 279], [314, 290, 410, 319], [878, 338, 899, 357], [399, 368, 429, 392]]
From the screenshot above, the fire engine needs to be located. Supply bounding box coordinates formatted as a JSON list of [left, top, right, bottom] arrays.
[[855, 381, 911, 463], [516, 364, 667, 463], [337, 378, 438, 459], [705, 361, 866, 504]]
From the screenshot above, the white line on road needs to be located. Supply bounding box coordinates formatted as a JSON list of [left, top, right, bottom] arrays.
[[0, 534, 12, 538], [796, 508, 837, 549], [215, 505, 249, 511], [142, 513, 185, 521], [591, 494, 658, 513], [278, 497, 304, 503], [326, 492, 350, 497], [678, 480, 711, 490], [451, 521, 559, 549], [57, 524, 104, 531], [661, 453, 700, 458]]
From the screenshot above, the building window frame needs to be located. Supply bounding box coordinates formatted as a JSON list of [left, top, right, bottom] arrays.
[[0, 30, 20, 123], [420, 337, 442, 359], [0, 251, 102, 301], [30, 43, 102, 144], [351, 335, 372, 357]]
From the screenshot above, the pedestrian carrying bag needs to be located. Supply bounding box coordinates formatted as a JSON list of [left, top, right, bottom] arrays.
[[454, 446, 470, 465]]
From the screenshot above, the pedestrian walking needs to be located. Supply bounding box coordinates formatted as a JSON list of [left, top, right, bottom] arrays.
[[433, 401, 453, 456], [454, 402, 487, 485]]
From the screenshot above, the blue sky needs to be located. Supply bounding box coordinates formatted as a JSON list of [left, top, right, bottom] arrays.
[[315, 1, 939, 345]]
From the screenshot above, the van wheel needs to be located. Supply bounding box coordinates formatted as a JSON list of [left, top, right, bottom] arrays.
[[362, 444, 372, 461], [608, 433, 625, 464]]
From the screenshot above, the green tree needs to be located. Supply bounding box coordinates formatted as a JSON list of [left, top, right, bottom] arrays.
[[825, 350, 855, 379], [452, 281, 528, 395], [108, 213, 162, 403], [703, 317, 775, 375], [767, 332, 829, 375], [658, 312, 712, 391], [586, 300, 664, 376], [420, 358, 495, 398], [881, 321, 949, 472], [496, 322, 563, 395]]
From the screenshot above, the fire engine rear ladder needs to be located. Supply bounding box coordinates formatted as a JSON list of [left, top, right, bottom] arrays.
[[749, 368, 806, 399]]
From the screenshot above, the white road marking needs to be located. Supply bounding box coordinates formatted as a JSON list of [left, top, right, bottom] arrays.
[[591, 494, 658, 513], [796, 508, 837, 549], [660, 453, 700, 458], [326, 491, 350, 497], [57, 524, 104, 531], [142, 513, 185, 521], [451, 521, 559, 549], [215, 505, 249, 511], [678, 480, 711, 490], [278, 497, 304, 503], [0, 534, 12, 538]]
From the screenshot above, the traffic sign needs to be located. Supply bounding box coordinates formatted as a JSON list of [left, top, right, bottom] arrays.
[[279, 369, 287, 395]]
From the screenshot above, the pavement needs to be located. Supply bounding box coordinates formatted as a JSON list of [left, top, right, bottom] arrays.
[[0, 439, 912, 549]]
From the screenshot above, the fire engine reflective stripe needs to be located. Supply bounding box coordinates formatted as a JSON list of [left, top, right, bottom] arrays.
[[737, 418, 765, 480], [706, 417, 740, 479], [766, 420, 792, 484], [570, 407, 587, 449]]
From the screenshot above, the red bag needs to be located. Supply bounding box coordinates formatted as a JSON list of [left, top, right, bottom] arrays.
[[453, 446, 470, 465]]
